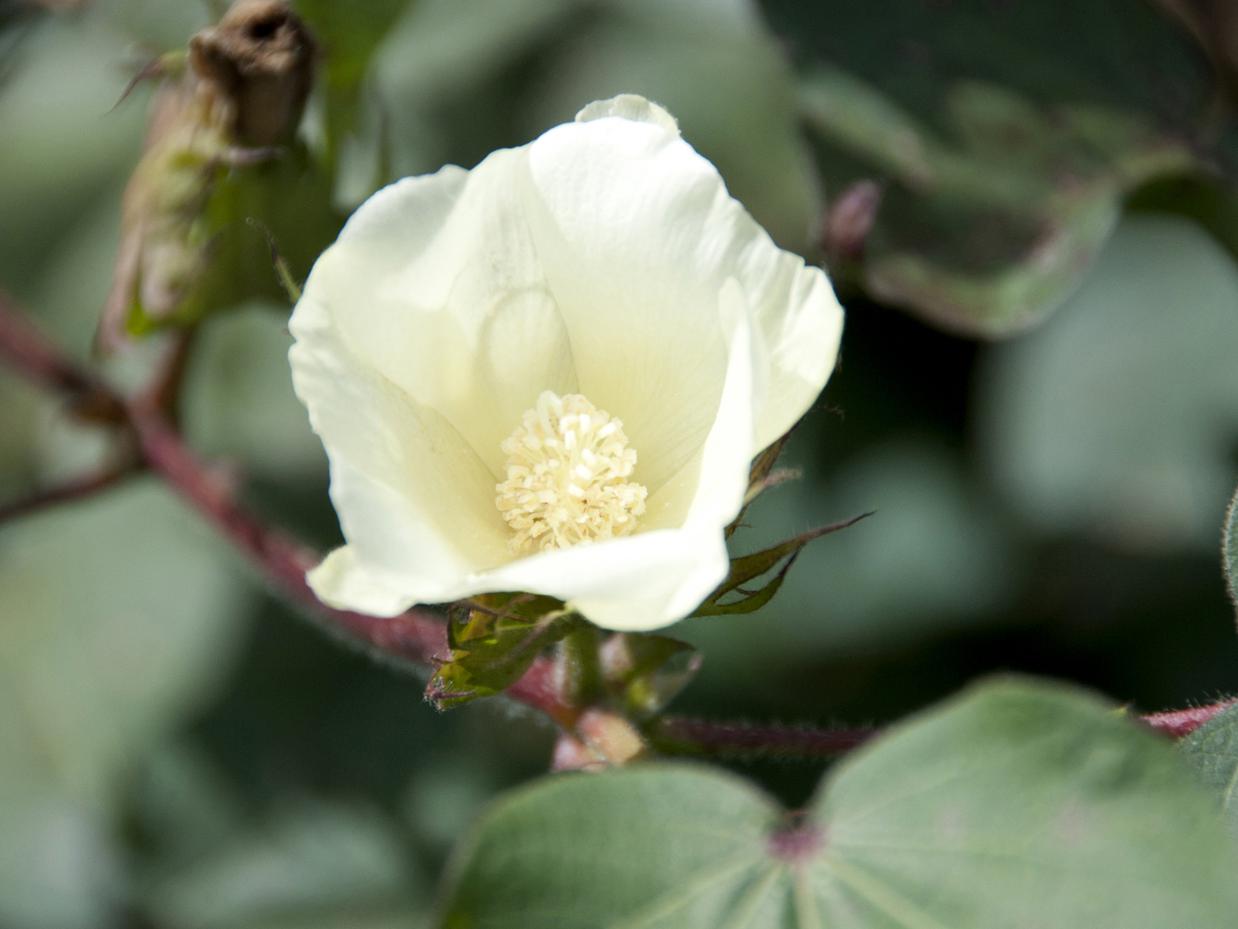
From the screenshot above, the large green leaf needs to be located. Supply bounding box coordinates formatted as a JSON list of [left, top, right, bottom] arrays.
[[1180, 702, 1238, 839], [769, 0, 1234, 335], [437, 678, 1238, 928]]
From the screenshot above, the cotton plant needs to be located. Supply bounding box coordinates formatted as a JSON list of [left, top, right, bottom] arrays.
[[6, 3, 1238, 927], [288, 94, 844, 651]]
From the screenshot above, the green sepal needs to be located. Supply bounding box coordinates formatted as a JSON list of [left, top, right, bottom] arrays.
[[696, 512, 872, 617], [727, 434, 795, 538], [600, 634, 701, 719], [426, 595, 581, 710]]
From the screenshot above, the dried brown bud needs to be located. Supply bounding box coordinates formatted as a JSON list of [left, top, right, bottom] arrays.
[[98, 0, 319, 352], [189, 0, 317, 147]]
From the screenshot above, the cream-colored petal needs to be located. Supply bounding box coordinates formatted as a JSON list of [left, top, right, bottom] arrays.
[[575, 94, 680, 134], [474, 528, 732, 632], [524, 95, 842, 475], [290, 294, 511, 609], [300, 159, 578, 477], [736, 234, 844, 451], [308, 546, 420, 617]]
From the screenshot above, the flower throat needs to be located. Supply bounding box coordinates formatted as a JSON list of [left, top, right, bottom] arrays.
[[495, 391, 647, 553]]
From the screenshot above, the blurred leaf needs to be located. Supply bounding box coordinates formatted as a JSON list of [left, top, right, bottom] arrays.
[[438, 678, 1238, 928], [1224, 484, 1238, 615], [0, 16, 145, 295], [1180, 702, 1238, 839], [427, 596, 579, 709], [0, 485, 248, 928], [183, 304, 325, 479], [600, 633, 700, 718], [97, 0, 208, 50], [683, 442, 1021, 675], [775, 0, 1233, 335], [295, 0, 411, 175], [981, 216, 1238, 550], [146, 803, 425, 929], [126, 742, 247, 869]]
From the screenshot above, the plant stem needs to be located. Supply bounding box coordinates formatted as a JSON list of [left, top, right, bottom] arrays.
[[653, 716, 875, 760], [560, 620, 603, 708], [0, 462, 139, 523]]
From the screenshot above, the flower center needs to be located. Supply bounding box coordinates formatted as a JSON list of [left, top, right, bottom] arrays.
[[495, 391, 648, 553]]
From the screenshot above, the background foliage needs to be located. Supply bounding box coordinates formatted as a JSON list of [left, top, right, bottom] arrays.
[[1, 0, 1236, 926]]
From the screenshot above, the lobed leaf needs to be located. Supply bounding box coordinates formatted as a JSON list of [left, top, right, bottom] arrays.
[[774, 0, 1231, 336], [437, 678, 1238, 928]]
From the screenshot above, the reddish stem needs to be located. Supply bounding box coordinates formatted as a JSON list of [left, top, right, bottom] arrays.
[[0, 463, 138, 523], [1142, 699, 1237, 739]]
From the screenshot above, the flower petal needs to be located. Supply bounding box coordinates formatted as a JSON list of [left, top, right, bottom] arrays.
[[575, 94, 680, 134], [300, 160, 579, 477], [290, 293, 511, 611], [308, 546, 420, 617], [523, 94, 843, 485]]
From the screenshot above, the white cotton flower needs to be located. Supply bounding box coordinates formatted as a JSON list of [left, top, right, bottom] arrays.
[[289, 94, 844, 632]]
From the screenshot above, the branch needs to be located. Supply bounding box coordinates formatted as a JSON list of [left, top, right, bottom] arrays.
[[651, 699, 1238, 763], [0, 463, 137, 523], [654, 716, 875, 761]]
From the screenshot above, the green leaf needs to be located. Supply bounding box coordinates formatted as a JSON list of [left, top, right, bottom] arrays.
[[145, 803, 425, 929], [426, 597, 580, 709], [1224, 484, 1238, 615], [696, 513, 870, 617], [295, 0, 411, 179], [981, 216, 1238, 549], [437, 678, 1238, 928], [776, 0, 1230, 335], [0, 485, 248, 928], [1180, 702, 1238, 839]]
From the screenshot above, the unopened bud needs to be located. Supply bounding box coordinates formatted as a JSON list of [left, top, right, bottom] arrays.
[[821, 179, 882, 263], [189, 0, 317, 148]]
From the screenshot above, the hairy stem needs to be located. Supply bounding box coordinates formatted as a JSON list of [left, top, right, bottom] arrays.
[[653, 716, 875, 760]]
